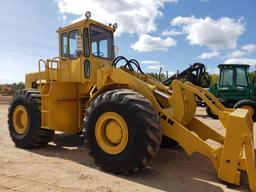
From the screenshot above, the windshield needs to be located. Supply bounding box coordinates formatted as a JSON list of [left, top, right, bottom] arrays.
[[90, 24, 113, 59]]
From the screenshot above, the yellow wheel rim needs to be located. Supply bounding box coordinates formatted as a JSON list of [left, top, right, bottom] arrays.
[[241, 105, 254, 117], [95, 112, 128, 155], [12, 105, 29, 135]]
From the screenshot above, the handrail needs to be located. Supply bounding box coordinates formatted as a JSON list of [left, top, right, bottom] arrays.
[[38, 59, 47, 90], [45, 57, 65, 96], [38, 56, 71, 95], [38, 57, 61, 95]]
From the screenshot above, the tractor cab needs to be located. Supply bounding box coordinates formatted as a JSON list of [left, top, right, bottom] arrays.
[[209, 64, 256, 104], [207, 63, 256, 121], [219, 64, 250, 88]]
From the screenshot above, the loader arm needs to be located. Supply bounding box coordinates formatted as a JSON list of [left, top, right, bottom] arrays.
[[91, 66, 256, 191], [164, 81, 256, 191]]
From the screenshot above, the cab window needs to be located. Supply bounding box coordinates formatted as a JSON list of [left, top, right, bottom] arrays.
[[83, 28, 90, 57], [90, 24, 113, 59], [69, 30, 79, 59], [236, 67, 248, 86], [220, 68, 233, 87], [61, 33, 68, 58]]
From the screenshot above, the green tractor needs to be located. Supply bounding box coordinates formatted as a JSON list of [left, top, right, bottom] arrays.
[[206, 64, 256, 121]]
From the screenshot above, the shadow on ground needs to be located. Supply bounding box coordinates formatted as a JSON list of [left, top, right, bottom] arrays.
[[29, 133, 248, 192]]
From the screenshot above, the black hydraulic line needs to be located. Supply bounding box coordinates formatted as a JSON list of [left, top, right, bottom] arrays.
[[112, 56, 145, 75]]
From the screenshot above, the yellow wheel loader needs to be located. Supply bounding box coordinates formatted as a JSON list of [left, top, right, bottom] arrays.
[[8, 12, 256, 191]]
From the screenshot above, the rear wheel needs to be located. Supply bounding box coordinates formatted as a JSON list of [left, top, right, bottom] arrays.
[[234, 99, 256, 121], [85, 89, 162, 174], [8, 89, 54, 148]]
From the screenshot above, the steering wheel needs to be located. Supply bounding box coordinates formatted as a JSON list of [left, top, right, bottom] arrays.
[[93, 51, 104, 57]]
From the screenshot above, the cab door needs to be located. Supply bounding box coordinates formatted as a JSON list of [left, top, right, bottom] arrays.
[[59, 29, 82, 82], [234, 67, 250, 99], [59, 32, 69, 81], [81, 27, 91, 82], [68, 29, 82, 82], [86, 24, 114, 84], [217, 67, 235, 100]]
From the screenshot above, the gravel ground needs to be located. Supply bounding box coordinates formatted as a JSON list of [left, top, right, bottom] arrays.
[[0, 104, 252, 192]]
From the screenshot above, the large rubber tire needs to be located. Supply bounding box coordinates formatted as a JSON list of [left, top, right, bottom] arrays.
[[84, 89, 162, 174], [234, 99, 256, 122], [206, 105, 218, 119], [8, 89, 54, 148]]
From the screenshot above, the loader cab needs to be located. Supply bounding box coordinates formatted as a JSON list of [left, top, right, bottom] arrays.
[[57, 14, 116, 84]]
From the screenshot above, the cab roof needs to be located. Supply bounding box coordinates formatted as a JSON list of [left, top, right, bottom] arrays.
[[56, 18, 115, 33], [218, 64, 250, 68]]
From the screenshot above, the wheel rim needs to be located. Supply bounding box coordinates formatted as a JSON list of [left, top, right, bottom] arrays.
[[95, 112, 128, 155], [12, 105, 29, 134], [241, 105, 254, 117]]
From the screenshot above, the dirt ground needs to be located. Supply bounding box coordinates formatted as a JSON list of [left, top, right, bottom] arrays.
[[0, 96, 12, 105], [0, 102, 253, 192]]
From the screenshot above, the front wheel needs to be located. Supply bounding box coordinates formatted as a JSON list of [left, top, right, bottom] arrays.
[[234, 99, 256, 121], [84, 89, 162, 174]]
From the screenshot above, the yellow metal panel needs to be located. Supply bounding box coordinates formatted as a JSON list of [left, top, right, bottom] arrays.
[[41, 82, 79, 133], [187, 117, 224, 144], [170, 80, 186, 123], [69, 59, 82, 82]]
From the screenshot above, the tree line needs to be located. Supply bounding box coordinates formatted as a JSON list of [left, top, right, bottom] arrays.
[[0, 82, 25, 95], [1, 71, 256, 95]]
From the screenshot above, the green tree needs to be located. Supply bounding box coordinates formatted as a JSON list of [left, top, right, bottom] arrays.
[[17, 82, 25, 90], [11, 83, 18, 91], [249, 72, 256, 84], [146, 73, 166, 81], [210, 74, 219, 86]]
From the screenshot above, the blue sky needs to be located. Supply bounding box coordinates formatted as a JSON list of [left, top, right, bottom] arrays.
[[0, 0, 256, 83]]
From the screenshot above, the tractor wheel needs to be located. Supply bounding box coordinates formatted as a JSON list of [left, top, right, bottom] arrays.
[[206, 106, 218, 119], [234, 99, 256, 121], [8, 89, 54, 148], [84, 89, 162, 174]]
